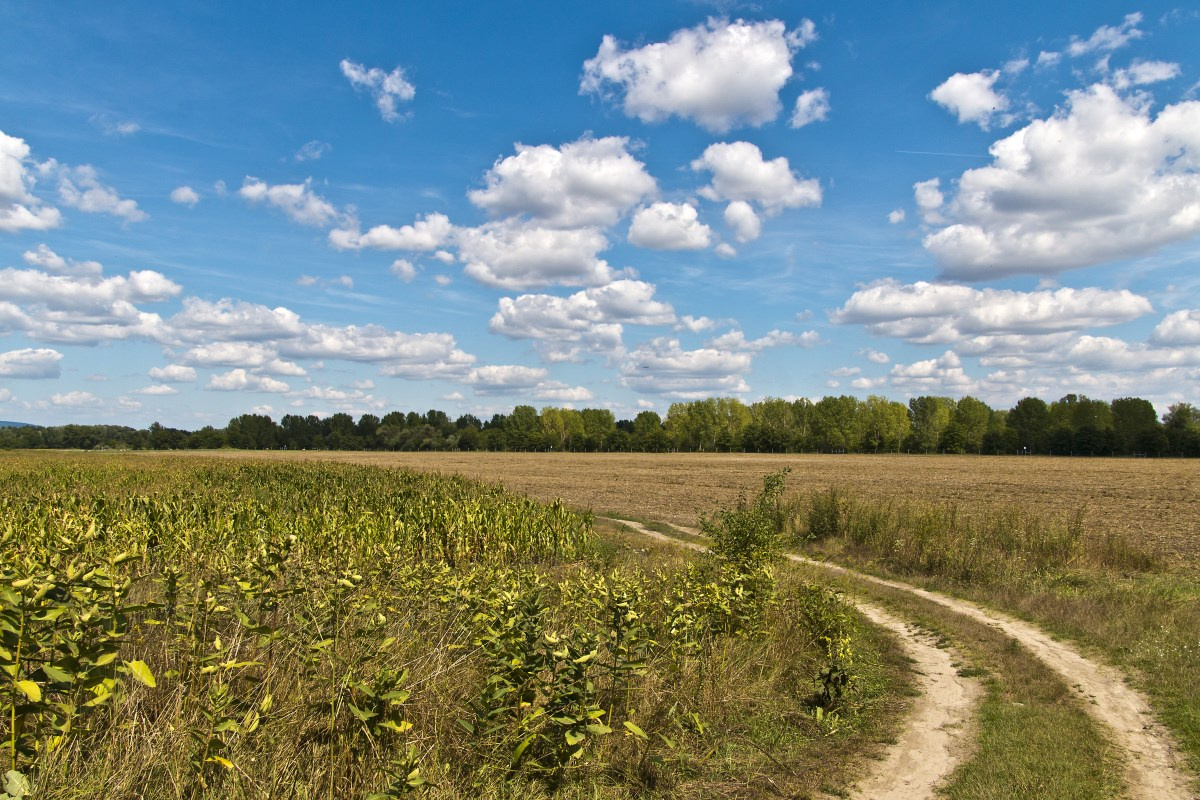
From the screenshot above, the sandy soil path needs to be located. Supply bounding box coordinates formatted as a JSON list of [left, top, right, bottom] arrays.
[[666, 520, 1194, 799], [603, 518, 983, 800], [782, 551, 1197, 800], [841, 603, 982, 800]]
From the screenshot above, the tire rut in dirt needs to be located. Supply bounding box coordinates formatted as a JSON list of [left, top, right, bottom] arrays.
[[602, 518, 982, 800]]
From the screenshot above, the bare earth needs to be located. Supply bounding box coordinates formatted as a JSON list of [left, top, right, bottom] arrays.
[[780, 550, 1197, 800], [842, 603, 982, 800], [628, 517, 1195, 800], [605, 518, 984, 800]]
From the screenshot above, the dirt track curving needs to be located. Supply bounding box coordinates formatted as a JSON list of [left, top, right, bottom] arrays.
[[781, 550, 1197, 800], [605, 518, 983, 800], [649, 520, 1196, 800], [843, 603, 981, 800]]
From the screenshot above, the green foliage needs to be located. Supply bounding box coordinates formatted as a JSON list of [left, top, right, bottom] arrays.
[[798, 485, 1155, 588], [702, 468, 789, 570], [0, 456, 871, 797]]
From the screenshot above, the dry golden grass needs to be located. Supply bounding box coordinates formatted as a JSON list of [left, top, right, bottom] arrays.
[[163, 451, 1200, 566]]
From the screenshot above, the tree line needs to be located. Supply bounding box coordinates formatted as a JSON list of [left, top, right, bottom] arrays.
[[3, 393, 1199, 457]]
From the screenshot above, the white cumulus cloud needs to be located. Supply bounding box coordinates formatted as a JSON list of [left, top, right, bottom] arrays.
[[50, 390, 103, 408], [628, 202, 712, 250], [134, 384, 178, 396], [148, 364, 197, 382], [490, 279, 674, 362], [207, 369, 290, 393], [240, 177, 341, 227], [22, 244, 101, 277], [329, 212, 452, 251], [929, 70, 1009, 129], [1067, 13, 1143, 57], [923, 85, 1200, 279], [620, 337, 752, 398], [468, 137, 656, 228], [1150, 309, 1200, 346], [692, 141, 821, 213], [723, 200, 761, 243], [889, 351, 974, 393], [456, 220, 621, 290], [170, 185, 200, 206], [0, 347, 62, 379], [466, 364, 548, 394], [533, 382, 593, 403], [0, 130, 62, 233], [832, 280, 1153, 344], [166, 298, 303, 343], [1111, 60, 1181, 90], [708, 328, 820, 352], [391, 259, 417, 282], [581, 18, 815, 133], [675, 315, 716, 333], [57, 165, 147, 223]]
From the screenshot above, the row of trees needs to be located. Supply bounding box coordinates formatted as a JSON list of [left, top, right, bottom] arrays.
[[3, 393, 1200, 457]]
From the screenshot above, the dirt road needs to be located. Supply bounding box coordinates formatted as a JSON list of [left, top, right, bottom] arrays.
[[607, 518, 983, 800], [782, 549, 1196, 800], [642, 520, 1196, 800]]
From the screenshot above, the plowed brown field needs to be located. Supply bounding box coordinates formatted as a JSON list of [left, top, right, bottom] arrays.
[[172, 451, 1200, 564]]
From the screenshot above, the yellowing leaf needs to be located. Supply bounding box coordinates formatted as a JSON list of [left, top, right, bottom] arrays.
[[16, 680, 41, 702], [207, 755, 234, 770], [125, 660, 156, 688], [379, 719, 413, 733]]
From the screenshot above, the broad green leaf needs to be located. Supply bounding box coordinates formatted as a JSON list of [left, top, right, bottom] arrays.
[[125, 659, 156, 688], [15, 680, 40, 703], [41, 663, 73, 684], [564, 729, 586, 746], [510, 735, 534, 769], [623, 720, 648, 740], [349, 703, 375, 723]]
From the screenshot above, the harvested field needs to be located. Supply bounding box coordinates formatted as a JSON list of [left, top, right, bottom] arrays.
[[170, 451, 1200, 566]]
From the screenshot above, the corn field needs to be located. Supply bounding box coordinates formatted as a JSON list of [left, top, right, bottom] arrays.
[[1, 454, 874, 799]]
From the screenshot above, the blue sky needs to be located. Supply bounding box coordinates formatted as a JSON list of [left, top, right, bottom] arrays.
[[2, 2, 1200, 427]]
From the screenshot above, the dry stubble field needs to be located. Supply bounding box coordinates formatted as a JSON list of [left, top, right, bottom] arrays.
[[181, 451, 1200, 566]]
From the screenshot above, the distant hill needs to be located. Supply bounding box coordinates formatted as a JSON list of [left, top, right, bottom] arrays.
[[0, 420, 35, 428]]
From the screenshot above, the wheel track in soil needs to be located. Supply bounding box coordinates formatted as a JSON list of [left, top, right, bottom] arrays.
[[603, 517, 1199, 800], [603, 518, 983, 800]]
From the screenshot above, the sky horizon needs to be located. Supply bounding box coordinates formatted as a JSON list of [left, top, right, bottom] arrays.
[[2, 2, 1199, 428]]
